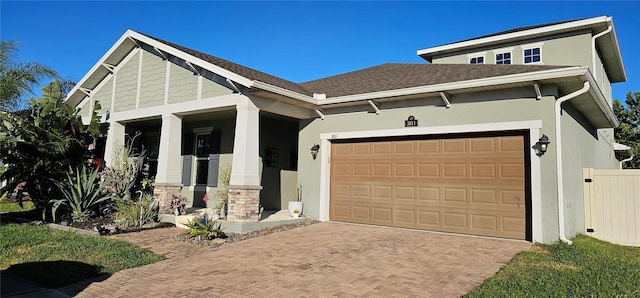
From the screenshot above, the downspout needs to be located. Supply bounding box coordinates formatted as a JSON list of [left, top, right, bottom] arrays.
[[591, 25, 612, 81], [555, 81, 590, 245], [620, 155, 634, 169]]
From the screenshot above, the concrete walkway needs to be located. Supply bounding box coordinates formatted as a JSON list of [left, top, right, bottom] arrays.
[[58, 222, 530, 297]]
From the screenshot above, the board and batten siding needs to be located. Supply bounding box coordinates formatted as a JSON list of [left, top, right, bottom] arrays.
[[80, 48, 234, 119], [583, 168, 640, 247]]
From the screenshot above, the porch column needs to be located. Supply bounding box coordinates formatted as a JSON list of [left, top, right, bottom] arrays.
[[103, 121, 125, 169], [227, 99, 262, 222], [154, 113, 183, 214]]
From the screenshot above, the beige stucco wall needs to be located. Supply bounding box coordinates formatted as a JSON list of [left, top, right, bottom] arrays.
[[298, 86, 568, 242], [433, 31, 592, 69], [560, 102, 618, 239]]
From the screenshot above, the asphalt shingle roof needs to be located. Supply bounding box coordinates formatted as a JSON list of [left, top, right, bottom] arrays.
[[299, 63, 569, 97], [143, 33, 312, 95], [140, 32, 572, 99]]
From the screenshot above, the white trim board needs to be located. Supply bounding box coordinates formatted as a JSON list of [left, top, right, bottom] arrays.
[[318, 120, 543, 243]]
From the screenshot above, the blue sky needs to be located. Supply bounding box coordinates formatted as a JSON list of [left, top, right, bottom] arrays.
[[2, 1, 639, 102]]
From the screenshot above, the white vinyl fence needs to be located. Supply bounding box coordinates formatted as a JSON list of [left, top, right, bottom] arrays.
[[583, 168, 640, 246]]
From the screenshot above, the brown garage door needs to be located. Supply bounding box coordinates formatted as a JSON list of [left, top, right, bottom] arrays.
[[330, 134, 527, 240]]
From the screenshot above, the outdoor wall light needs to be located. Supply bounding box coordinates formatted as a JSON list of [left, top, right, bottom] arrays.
[[311, 144, 320, 160], [536, 134, 550, 156]]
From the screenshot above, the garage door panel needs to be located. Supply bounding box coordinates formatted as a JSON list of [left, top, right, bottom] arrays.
[[373, 163, 392, 176], [444, 212, 468, 228], [419, 187, 440, 201], [502, 217, 526, 232], [394, 186, 416, 201], [373, 208, 393, 222], [332, 204, 351, 218], [471, 214, 498, 231], [352, 185, 370, 198], [333, 184, 351, 196], [418, 211, 441, 226], [353, 143, 372, 155], [418, 164, 440, 177], [444, 139, 466, 153], [418, 140, 440, 154], [394, 142, 416, 154], [470, 189, 498, 204], [333, 164, 351, 176], [353, 164, 371, 176], [501, 190, 526, 206], [500, 136, 524, 152], [443, 188, 467, 203], [470, 137, 496, 152], [501, 163, 525, 178], [443, 163, 467, 178], [471, 163, 497, 178], [330, 135, 526, 240], [373, 142, 392, 154], [353, 206, 370, 219]]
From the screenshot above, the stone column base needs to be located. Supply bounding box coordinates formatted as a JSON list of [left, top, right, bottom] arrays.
[[226, 185, 262, 223], [154, 183, 183, 214]]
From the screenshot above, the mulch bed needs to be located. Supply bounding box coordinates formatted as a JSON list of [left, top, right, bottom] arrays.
[[174, 219, 318, 249]]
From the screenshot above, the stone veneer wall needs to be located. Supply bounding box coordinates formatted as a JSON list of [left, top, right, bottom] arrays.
[[226, 185, 262, 222], [154, 183, 183, 214]]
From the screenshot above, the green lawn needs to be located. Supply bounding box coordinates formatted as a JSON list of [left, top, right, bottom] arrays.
[[466, 234, 640, 297], [0, 201, 34, 213], [0, 221, 166, 288]]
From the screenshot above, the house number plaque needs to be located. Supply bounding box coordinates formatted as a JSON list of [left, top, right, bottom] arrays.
[[405, 116, 418, 127]]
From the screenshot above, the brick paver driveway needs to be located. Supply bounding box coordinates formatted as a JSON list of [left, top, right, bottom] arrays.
[[59, 222, 530, 297]]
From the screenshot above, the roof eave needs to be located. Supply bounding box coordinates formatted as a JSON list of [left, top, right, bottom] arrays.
[[251, 81, 317, 105], [601, 18, 627, 83], [319, 66, 588, 105], [583, 69, 619, 128], [417, 16, 611, 61], [317, 66, 617, 128]]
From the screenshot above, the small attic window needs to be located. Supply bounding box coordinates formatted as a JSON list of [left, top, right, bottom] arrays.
[[469, 56, 484, 64], [496, 52, 511, 64], [524, 47, 541, 64]]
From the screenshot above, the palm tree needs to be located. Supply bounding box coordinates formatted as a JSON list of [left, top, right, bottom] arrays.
[[0, 40, 57, 111]]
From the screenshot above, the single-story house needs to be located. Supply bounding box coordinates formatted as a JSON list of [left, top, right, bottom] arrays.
[[66, 15, 628, 243]]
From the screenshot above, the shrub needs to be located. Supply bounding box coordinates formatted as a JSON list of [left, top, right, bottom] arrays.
[[49, 166, 115, 223], [215, 166, 231, 213], [101, 133, 146, 201], [181, 214, 225, 240], [0, 80, 101, 212], [114, 192, 159, 230]]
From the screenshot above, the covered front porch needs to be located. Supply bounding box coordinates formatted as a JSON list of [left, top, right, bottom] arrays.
[[103, 94, 302, 224]]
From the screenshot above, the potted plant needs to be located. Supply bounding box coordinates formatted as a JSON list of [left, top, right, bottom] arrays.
[[288, 185, 303, 217]]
